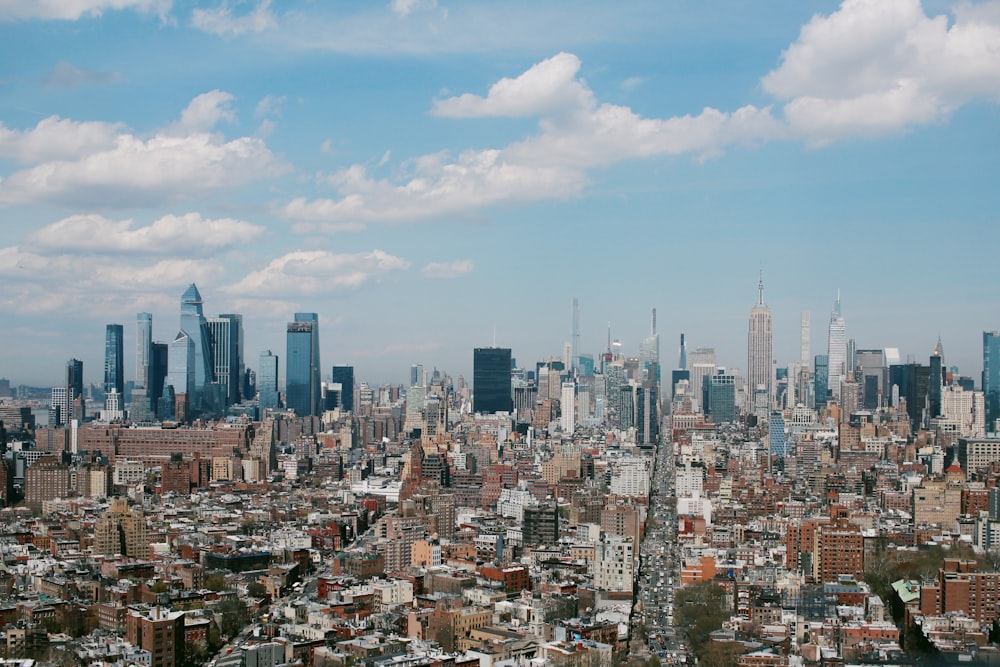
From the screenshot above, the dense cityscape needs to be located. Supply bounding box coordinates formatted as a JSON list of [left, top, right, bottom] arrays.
[[1, 277, 1000, 667]]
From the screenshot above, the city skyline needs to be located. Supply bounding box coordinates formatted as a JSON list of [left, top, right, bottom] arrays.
[[1, 0, 999, 386]]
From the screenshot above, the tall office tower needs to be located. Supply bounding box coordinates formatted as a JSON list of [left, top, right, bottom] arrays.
[[66, 359, 83, 410], [639, 309, 660, 382], [815, 354, 829, 409], [560, 380, 576, 432], [473, 347, 513, 414], [929, 337, 944, 420], [827, 292, 847, 401], [856, 349, 886, 410], [149, 343, 168, 411], [208, 314, 243, 405], [331, 365, 355, 412], [747, 273, 773, 408], [179, 284, 215, 399], [689, 347, 717, 413], [985, 332, 1000, 432], [104, 324, 124, 398], [678, 333, 687, 370], [709, 372, 737, 424], [50, 386, 68, 427], [410, 364, 424, 388], [571, 297, 580, 375], [605, 361, 625, 427], [636, 381, 659, 444], [166, 331, 194, 401], [847, 339, 857, 377], [258, 350, 280, 412], [801, 312, 810, 363], [769, 410, 787, 457], [287, 315, 320, 417], [136, 313, 152, 389]]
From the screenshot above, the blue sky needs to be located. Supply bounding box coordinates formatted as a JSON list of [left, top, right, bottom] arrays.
[[1, 0, 999, 388]]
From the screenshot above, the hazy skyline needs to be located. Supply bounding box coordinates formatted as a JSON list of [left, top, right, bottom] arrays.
[[1, 0, 998, 387]]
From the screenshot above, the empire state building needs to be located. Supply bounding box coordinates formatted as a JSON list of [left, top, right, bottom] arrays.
[[748, 273, 773, 408]]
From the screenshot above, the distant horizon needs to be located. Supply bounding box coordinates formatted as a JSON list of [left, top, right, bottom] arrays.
[[2, 1, 998, 391]]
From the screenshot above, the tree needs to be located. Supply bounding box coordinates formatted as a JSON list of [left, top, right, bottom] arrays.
[[247, 581, 267, 598], [674, 582, 730, 660], [217, 598, 248, 638], [205, 574, 227, 592]]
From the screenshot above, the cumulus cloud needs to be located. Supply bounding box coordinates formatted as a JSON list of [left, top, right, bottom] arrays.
[[0, 116, 125, 163], [28, 212, 266, 255], [0, 90, 287, 208], [432, 52, 593, 119], [43, 61, 119, 87], [191, 0, 276, 36], [421, 260, 473, 279], [0, 0, 169, 21], [283, 52, 780, 227], [223, 249, 411, 297], [763, 0, 1000, 144]]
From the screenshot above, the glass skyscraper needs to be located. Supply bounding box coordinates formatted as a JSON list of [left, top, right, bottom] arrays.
[[827, 292, 846, 401], [209, 313, 244, 405], [286, 314, 320, 417], [709, 372, 736, 424], [179, 284, 214, 396], [473, 347, 513, 414], [258, 349, 280, 413], [985, 332, 1000, 432], [104, 324, 124, 397], [814, 354, 829, 410], [331, 365, 355, 412]]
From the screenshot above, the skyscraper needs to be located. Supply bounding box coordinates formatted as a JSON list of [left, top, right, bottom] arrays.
[[331, 365, 355, 412], [747, 273, 773, 408], [473, 347, 513, 414], [136, 313, 152, 389], [149, 343, 168, 412], [179, 284, 214, 399], [66, 358, 84, 414], [166, 331, 194, 400], [208, 314, 244, 405], [929, 337, 944, 420], [985, 332, 1000, 433], [814, 354, 829, 409], [258, 350, 280, 413], [287, 314, 320, 417], [709, 372, 737, 424], [560, 380, 576, 432], [639, 308, 660, 382], [571, 297, 580, 375], [678, 333, 687, 370], [104, 324, 124, 398], [827, 292, 847, 402]]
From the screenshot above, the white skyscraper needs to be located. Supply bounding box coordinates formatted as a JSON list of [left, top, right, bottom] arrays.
[[560, 381, 576, 433], [747, 273, 773, 408], [827, 291, 847, 401]]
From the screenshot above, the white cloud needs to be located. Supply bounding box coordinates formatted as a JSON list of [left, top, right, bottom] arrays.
[[432, 52, 592, 119], [255, 94, 286, 118], [763, 0, 1000, 144], [0, 116, 124, 163], [390, 0, 437, 18], [43, 61, 119, 87], [28, 212, 266, 255], [0, 90, 287, 208], [166, 90, 235, 136], [283, 53, 780, 227], [421, 260, 473, 279], [0, 0, 169, 20], [223, 249, 411, 297], [191, 0, 276, 36]]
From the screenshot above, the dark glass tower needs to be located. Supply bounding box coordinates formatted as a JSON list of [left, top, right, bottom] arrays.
[[331, 365, 355, 412], [286, 314, 320, 417], [258, 350, 280, 412], [150, 342, 168, 410], [473, 347, 513, 414], [104, 324, 124, 397], [814, 354, 829, 410], [66, 358, 84, 403], [985, 332, 1000, 432], [929, 338, 944, 419]]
